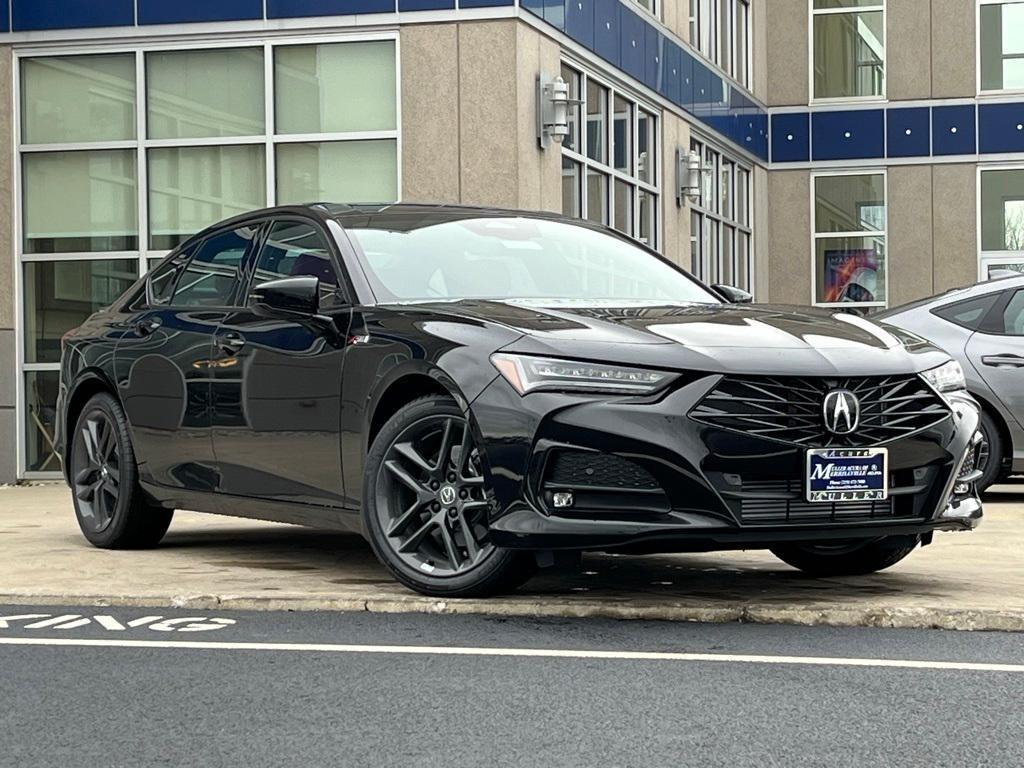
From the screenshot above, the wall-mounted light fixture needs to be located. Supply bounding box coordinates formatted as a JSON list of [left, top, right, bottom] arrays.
[[536, 73, 579, 150], [676, 148, 708, 206]]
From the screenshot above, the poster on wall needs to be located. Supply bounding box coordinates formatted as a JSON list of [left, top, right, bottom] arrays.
[[822, 248, 879, 303]]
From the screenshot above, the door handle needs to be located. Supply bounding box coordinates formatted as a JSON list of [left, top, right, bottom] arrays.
[[134, 317, 161, 337], [981, 354, 1024, 368], [216, 333, 246, 355]]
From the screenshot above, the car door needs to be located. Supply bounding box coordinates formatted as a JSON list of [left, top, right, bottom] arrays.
[[115, 223, 261, 491], [965, 288, 1024, 432], [209, 218, 352, 507]]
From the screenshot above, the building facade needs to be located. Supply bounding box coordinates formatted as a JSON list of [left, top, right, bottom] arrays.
[[0, 0, 1020, 482]]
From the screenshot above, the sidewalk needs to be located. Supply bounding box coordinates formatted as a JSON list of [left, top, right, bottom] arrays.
[[0, 483, 1022, 631]]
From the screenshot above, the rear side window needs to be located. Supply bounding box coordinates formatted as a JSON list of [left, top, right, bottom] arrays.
[[933, 292, 1000, 331], [251, 221, 339, 300], [1001, 290, 1024, 335], [172, 226, 258, 307]]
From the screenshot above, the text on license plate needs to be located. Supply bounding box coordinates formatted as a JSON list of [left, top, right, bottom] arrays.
[[806, 448, 888, 503]]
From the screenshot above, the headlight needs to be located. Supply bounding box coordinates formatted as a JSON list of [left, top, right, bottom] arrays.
[[921, 360, 966, 393], [490, 353, 677, 395]]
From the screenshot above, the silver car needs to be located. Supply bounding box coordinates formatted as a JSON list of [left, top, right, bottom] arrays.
[[877, 276, 1024, 490]]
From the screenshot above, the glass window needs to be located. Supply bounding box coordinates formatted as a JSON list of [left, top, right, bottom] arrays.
[[252, 221, 338, 297], [147, 48, 265, 140], [276, 140, 397, 205], [814, 173, 886, 233], [23, 259, 137, 364], [26, 370, 61, 472], [275, 41, 396, 135], [981, 169, 1024, 252], [934, 293, 1001, 331], [23, 150, 138, 254], [562, 158, 581, 218], [813, 173, 886, 305], [812, 5, 885, 99], [21, 54, 135, 145], [585, 79, 608, 164], [585, 169, 608, 225], [148, 145, 266, 251], [347, 217, 721, 304], [561, 64, 581, 154], [172, 226, 257, 307], [981, 2, 1024, 91], [638, 109, 655, 185], [1002, 290, 1024, 334]]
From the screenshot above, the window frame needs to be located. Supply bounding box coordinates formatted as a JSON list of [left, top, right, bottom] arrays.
[[977, 0, 1024, 96], [559, 60, 662, 252], [809, 0, 887, 104], [628, 0, 660, 21], [688, 0, 753, 88], [977, 163, 1024, 280], [688, 133, 755, 294], [12, 31, 401, 478], [810, 168, 889, 309]]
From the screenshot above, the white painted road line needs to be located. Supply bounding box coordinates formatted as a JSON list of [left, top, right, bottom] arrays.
[[0, 636, 1023, 673]]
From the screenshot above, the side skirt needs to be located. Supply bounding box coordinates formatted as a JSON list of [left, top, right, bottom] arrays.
[[140, 481, 365, 537]]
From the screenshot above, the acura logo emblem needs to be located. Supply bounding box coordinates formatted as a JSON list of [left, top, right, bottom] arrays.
[[823, 389, 859, 435]]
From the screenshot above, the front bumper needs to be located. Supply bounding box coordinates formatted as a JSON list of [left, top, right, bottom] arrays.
[[470, 374, 982, 553]]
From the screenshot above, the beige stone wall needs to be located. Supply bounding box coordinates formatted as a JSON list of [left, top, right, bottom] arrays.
[[765, 0, 808, 106], [931, 0, 975, 98], [887, 166, 935, 305], [766, 170, 811, 304], [932, 164, 979, 291], [661, 113, 691, 268], [401, 20, 560, 213], [0, 45, 14, 483], [888, 0, 932, 101], [751, 0, 768, 103]]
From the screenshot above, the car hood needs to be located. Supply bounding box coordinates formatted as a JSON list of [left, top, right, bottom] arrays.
[[404, 299, 951, 376]]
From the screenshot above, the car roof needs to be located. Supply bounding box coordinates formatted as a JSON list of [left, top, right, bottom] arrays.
[[876, 273, 1024, 318]]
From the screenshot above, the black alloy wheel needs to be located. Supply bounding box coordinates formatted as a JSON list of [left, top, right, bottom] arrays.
[[72, 407, 122, 535], [376, 412, 494, 577], [363, 395, 535, 597], [69, 392, 174, 549]]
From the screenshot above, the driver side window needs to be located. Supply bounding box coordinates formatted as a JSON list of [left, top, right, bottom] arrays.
[[251, 220, 339, 301]]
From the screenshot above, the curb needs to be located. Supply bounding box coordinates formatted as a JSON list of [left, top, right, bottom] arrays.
[[1, 591, 1023, 632]]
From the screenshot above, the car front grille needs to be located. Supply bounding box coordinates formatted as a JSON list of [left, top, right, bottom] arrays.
[[690, 374, 949, 448], [736, 479, 902, 525]]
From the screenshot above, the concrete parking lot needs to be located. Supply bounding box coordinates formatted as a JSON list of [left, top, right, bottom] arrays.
[[0, 482, 1022, 631]]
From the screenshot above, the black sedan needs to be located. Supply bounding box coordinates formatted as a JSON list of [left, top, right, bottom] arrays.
[[56, 204, 983, 597]]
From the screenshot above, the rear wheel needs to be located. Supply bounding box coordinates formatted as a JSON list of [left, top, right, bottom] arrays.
[[69, 392, 173, 549], [770, 536, 918, 577], [975, 409, 1005, 493], [363, 395, 535, 597]]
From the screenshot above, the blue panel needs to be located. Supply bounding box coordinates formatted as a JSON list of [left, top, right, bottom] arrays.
[[619, 6, 644, 80], [771, 113, 810, 163], [594, 0, 620, 67], [543, 0, 565, 30], [734, 91, 755, 150], [0, 2, 7, 32], [401, 0, 455, 9], [267, 0, 395, 17], [932, 104, 976, 156], [811, 109, 884, 161], [522, 0, 545, 18], [13, 0, 134, 30], [886, 107, 930, 158], [750, 112, 769, 161], [565, 0, 595, 50], [459, 0, 513, 7], [659, 40, 682, 105], [644, 26, 660, 90], [139, 0, 262, 24], [679, 49, 695, 112], [691, 59, 712, 119], [979, 102, 1024, 154]]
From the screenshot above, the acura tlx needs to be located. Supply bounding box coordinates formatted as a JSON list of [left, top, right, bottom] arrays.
[[55, 204, 983, 597]]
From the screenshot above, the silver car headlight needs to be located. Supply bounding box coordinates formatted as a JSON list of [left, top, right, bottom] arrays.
[[921, 360, 966, 393], [490, 353, 677, 395]]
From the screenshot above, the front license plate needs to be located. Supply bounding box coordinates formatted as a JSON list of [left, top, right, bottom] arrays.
[[806, 448, 888, 503]]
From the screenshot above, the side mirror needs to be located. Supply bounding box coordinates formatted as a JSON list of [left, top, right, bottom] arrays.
[[250, 276, 320, 318], [712, 284, 754, 304]]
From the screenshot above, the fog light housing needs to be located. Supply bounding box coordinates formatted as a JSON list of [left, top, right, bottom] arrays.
[[552, 492, 574, 509]]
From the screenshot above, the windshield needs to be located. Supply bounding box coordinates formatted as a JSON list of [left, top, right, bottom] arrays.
[[346, 216, 721, 305]]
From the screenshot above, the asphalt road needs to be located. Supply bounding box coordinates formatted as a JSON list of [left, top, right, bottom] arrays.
[[2, 606, 1022, 768]]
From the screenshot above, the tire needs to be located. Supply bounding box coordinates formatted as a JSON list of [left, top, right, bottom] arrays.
[[770, 536, 918, 577], [68, 392, 174, 549], [975, 408, 1005, 493], [362, 395, 536, 597]]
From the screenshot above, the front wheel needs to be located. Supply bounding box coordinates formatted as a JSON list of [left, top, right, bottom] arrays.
[[770, 536, 918, 577], [975, 409, 1005, 493], [362, 395, 535, 597]]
